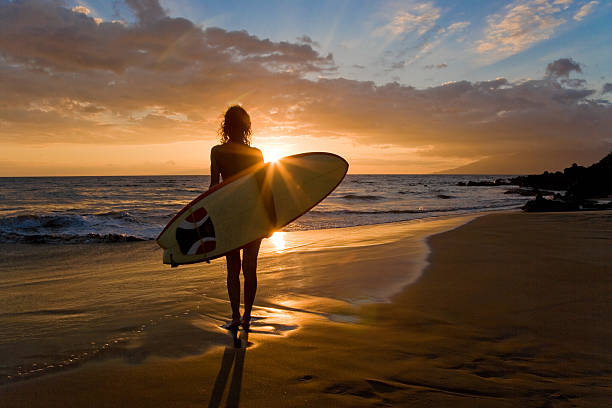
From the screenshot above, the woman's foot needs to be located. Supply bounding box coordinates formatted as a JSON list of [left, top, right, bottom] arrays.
[[226, 317, 241, 331], [240, 315, 251, 331]]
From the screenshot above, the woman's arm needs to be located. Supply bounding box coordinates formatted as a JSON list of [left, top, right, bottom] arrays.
[[209, 147, 220, 188]]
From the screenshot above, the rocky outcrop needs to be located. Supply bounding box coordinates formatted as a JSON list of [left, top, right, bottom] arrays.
[[504, 188, 554, 196], [512, 152, 612, 200], [522, 194, 612, 212], [521, 194, 579, 212], [519, 152, 612, 212]]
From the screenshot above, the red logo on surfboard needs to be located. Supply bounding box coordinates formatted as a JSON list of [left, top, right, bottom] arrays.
[[176, 207, 216, 255]]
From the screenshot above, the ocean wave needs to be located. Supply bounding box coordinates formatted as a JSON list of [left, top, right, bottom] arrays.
[[0, 214, 86, 230], [0, 212, 141, 229], [0, 232, 148, 244], [0, 212, 158, 243], [94, 211, 140, 222], [308, 204, 510, 216], [350, 180, 375, 184], [340, 194, 384, 201]]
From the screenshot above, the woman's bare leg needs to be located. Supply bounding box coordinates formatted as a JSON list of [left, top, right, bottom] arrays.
[[241, 239, 262, 325], [225, 250, 241, 325]]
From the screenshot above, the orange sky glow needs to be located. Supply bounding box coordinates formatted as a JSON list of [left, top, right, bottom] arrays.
[[1, 0, 611, 176]]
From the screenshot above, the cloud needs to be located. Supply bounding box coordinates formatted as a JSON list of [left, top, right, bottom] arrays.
[[385, 20, 469, 70], [424, 63, 448, 69], [0, 0, 335, 75], [125, 0, 166, 24], [446, 21, 470, 32], [574, 1, 598, 21], [296, 35, 320, 48], [561, 78, 586, 87], [373, 2, 440, 37], [0, 0, 335, 143], [477, 0, 566, 59], [0, 0, 609, 173], [72, 5, 91, 15], [389, 60, 406, 70], [545, 57, 582, 78], [370, 2, 467, 72]]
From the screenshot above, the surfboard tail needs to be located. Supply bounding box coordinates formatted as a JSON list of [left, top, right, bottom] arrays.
[[162, 249, 174, 266]]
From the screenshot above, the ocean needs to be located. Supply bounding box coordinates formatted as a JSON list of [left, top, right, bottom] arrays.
[[0, 174, 526, 385], [0, 174, 526, 243]]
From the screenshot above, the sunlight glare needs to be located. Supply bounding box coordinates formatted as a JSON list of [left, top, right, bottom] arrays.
[[270, 231, 286, 252], [263, 147, 284, 163]]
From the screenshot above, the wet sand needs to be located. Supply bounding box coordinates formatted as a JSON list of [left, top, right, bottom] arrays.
[[1, 211, 611, 407]]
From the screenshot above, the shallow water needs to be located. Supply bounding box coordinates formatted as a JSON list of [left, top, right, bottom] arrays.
[[0, 215, 474, 384]]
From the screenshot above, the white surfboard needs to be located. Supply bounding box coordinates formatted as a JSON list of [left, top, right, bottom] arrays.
[[156, 152, 348, 266]]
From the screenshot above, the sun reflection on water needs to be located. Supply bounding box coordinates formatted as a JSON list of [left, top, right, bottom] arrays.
[[269, 231, 286, 252]]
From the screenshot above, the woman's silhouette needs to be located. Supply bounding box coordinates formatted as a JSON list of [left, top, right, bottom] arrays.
[[210, 105, 264, 331]]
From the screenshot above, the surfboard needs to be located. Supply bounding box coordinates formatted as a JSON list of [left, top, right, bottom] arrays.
[[156, 152, 348, 266]]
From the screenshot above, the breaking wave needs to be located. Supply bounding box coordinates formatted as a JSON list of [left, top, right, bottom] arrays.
[[0, 212, 158, 243]]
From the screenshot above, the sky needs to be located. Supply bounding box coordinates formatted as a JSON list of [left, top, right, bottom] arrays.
[[0, 0, 611, 175]]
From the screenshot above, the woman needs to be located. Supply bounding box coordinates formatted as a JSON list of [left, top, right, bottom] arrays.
[[209, 105, 264, 331]]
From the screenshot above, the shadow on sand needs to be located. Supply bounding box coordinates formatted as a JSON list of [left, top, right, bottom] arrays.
[[208, 330, 249, 408]]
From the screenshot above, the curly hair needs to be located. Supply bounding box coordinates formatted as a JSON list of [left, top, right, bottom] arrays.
[[218, 105, 252, 145]]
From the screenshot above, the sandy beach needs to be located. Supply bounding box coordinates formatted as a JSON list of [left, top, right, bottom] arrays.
[[1, 210, 611, 407]]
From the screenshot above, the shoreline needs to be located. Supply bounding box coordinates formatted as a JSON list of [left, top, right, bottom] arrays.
[[0, 213, 477, 386], [0, 205, 520, 245], [1, 210, 611, 407]]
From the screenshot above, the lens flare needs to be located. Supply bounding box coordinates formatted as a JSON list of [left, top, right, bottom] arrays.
[[263, 147, 283, 163]]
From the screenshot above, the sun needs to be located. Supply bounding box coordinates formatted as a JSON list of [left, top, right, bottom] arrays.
[[262, 147, 284, 163]]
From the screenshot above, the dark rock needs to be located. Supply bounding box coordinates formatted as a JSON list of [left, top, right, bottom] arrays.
[[437, 194, 453, 199], [457, 181, 467, 186], [522, 194, 612, 212], [522, 194, 580, 212], [504, 188, 554, 196], [580, 200, 612, 210], [494, 178, 512, 185], [512, 152, 612, 200], [510, 170, 567, 190]]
